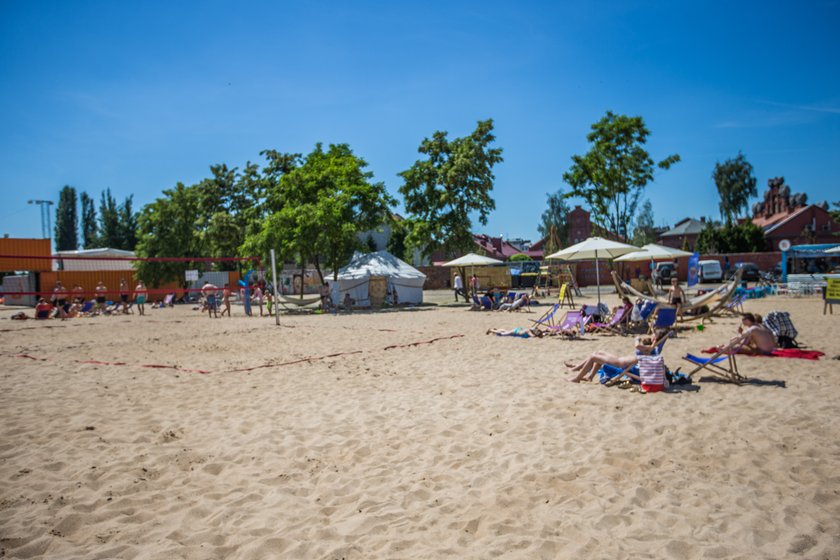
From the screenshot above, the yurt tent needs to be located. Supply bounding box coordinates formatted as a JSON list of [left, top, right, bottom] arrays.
[[331, 251, 426, 306]]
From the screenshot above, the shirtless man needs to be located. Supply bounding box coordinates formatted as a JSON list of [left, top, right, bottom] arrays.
[[220, 284, 232, 317], [119, 278, 130, 314], [95, 281, 108, 314], [202, 281, 219, 318], [51, 281, 69, 319], [134, 281, 148, 316], [72, 284, 85, 304], [722, 313, 776, 355]]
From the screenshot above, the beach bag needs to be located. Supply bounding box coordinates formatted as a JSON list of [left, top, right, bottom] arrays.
[[764, 311, 799, 348]]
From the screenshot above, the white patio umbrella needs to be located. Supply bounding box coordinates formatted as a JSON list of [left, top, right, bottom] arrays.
[[441, 253, 504, 294], [614, 243, 693, 262], [545, 237, 639, 304], [441, 253, 504, 267]]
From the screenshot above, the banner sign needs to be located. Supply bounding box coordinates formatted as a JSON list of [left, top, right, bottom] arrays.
[[826, 278, 840, 304], [185, 270, 199, 282], [687, 252, 700, 287]]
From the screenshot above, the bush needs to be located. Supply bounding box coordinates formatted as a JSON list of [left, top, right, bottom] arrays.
[[509, 253, 531, 262], [696, 221, 765, 253]]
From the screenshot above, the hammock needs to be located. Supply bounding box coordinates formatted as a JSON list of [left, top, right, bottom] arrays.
[[612, 269, 743, 322], [277, 294, 323, 307]]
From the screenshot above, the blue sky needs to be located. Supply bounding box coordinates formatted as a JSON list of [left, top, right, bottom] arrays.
[[1, 0, 838, 244]]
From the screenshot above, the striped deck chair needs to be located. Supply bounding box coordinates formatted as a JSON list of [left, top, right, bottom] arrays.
[[682, 334, 748, 384]]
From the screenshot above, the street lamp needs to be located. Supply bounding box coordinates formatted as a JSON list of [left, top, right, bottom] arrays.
[[28, 199, 54, 239]]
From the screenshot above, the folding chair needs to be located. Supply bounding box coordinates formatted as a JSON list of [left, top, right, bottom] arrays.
[[590, 306, 629, 335], [547, 310, 588, 337], [682, 335, 748, 384], [649, 305, 677, 335], [530, 303, 560, 326]]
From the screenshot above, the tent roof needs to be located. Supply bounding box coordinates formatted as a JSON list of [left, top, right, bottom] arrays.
[[337, 250, 426, 280], [53, 248, 136, 257]]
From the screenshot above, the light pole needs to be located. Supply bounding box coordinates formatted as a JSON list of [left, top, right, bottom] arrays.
[[28, 199, 54, 240]]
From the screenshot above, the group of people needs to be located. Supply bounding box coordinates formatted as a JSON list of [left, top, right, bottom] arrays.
[[12, 278, 150, 320]]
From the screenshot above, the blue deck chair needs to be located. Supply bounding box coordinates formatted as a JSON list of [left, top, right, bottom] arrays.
[[79, 300, 95, 314], [638, 300, 658, 322], [480, 295, 493, 310], [505, 291, 516, 304], [650, 306, 677, 334], [682, 334, 747, 384], [530, 303, 560, 326]]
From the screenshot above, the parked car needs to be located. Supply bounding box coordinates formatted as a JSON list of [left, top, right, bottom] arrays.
[[730, 262, 761, 282], [654, 262, 676, 284], [698, 260, 723, 282]]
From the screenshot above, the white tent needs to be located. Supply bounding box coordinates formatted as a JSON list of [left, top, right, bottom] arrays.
[[331, 251, 426, 306]]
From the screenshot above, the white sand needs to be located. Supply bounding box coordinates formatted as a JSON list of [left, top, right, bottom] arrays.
[[1, 294, 839, 559]]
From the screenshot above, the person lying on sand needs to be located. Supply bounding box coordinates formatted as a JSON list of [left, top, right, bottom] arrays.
[[486, 326, 545, 338], [719, 313, 776, 355], [566, 336, 660, 383]]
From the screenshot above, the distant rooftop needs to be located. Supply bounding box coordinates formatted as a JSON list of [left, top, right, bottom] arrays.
[[660, 217, 705, 237]]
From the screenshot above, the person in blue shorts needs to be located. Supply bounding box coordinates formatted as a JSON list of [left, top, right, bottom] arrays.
[[201, 281, 219, 318]]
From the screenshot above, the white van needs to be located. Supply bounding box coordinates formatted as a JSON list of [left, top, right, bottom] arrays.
[[698, 260, 723, 282]]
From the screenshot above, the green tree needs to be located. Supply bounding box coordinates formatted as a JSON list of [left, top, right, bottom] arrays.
[[135, 183, 205, 287], [713, 152, 757, 224], [80, 192, 98, 248], [97, 189, 121, 248], [246, 143, 393, 286], [829, 201, 840, 224], [696, 221, 765, 253], [399, 119, 503, 258], [562, 111, 679, 240], [537, 189, 570, 246], [509, 253, 531, 262], [631, 200, 656, 246], [54, 185, 78, 251], [365, 234, 378, 252], [386, 219, 409, 261], [118, 195, 138, 250]]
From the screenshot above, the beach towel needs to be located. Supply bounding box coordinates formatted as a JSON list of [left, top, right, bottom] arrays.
[[702, 347, 824, 360]]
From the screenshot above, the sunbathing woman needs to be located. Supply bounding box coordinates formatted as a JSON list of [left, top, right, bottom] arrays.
[[486, 326, 545, 338], [566, 336, 660, 382], [719, 313, 776, 355]]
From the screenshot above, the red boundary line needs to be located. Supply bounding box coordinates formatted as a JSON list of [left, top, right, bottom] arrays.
[[0, 335, 465, 375]]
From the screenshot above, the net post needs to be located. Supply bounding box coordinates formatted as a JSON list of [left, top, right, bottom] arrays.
[[270, 249, 280, 326]]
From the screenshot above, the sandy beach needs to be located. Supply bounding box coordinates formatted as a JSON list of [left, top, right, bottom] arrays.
[[1, 292, 839, 559]]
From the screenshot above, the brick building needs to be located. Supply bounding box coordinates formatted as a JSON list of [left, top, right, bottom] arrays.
[[751, 177, 839, 250]]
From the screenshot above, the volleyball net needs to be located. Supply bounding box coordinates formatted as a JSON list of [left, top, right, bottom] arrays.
[[0, 254, 263, 304]]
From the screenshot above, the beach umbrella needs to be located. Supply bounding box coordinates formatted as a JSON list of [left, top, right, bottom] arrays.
[[614, 243, 693, 262], [545, 237, 639, 304], [441, 253, 504, 293], [441, 253, 504, 267]]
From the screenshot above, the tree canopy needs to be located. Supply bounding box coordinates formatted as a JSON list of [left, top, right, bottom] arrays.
[[562, 111, 679, 240], [631, 200, 656, 246], [80, 192, 97, 249], [54, 186, 78, 251], [696, 221, 765, 254], [537, 189, 570, 249], [713, 152, 757, 224], [399, 119, 503, 258]]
